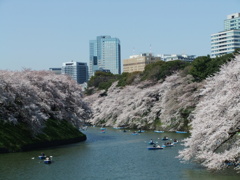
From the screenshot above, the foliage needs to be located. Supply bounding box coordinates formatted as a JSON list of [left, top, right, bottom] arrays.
[[86, 71, 142, 93], [117, 72, 141, 87], [188, 54, 234, 82], [87, 71, 118, 90], [98, 79, 116, 90], [87, 60, 190, 91], [87, 51, 239, 94], [141, 60, 190, 81], [178, 55, 240, 172]]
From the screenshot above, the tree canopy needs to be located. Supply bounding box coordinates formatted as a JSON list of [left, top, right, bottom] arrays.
[[0, 70, 90, 132], [178, 55, 240, 171], [86, 51, 238, 94]]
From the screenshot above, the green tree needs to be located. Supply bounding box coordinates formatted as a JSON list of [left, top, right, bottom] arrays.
[[117, 72, 141, 87], [87, 71, 118, 90], [189, 53, 234, 82], [141, 60, 189, 81]]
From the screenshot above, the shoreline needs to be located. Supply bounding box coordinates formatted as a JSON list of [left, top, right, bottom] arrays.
[[0, 135, 87, 153]]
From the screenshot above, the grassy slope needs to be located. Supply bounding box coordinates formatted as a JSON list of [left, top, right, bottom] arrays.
[[0, 119, 86, 153]]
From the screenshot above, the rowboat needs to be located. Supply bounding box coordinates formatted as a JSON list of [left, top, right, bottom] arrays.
[[44, 159, 52, 164], [148, 141, 155, 145], [113, 127, 124, 129], [154, 130, 164, 133], [172, 140, 178, 144], [162, 143, 174, 147], [44, 156, 53, 164], [148, 146, 163, 150], [175, 131, 187, 133], [38, 155, 46, 160], [162, 137, 169, 140]]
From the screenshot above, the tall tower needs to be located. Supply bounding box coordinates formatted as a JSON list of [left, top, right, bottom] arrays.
[[211, 13, 240, 57], [89, 35, 121, 78]]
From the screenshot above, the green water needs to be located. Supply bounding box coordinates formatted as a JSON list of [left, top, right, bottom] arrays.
[[0, 127, 239, 180]]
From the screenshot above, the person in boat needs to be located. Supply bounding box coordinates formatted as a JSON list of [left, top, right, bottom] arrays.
[[174, 139, 177, 142], [153, 143, 156, 148], [41, 152, 45, 157], [163, 136, 169, 140], [150, 139, 154, 143]]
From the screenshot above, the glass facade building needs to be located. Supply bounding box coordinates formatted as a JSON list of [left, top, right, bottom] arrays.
[[62, 61, 88, 84], [211, 13, 240, 57], [89, 35, 121, 77]]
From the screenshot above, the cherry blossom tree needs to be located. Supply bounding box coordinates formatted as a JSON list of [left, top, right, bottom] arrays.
[[178, 55, 240, 171], [0, 70, 90, 133], [84, 73, 202, 130]]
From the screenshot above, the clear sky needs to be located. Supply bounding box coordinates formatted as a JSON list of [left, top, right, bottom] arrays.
[[0, 0, 239, 71]]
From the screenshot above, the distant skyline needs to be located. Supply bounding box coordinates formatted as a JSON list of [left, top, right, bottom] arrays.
[[0, 0, 239, 71]]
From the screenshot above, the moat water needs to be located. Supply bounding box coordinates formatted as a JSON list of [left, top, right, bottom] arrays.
[[0, 127, 239, 180]]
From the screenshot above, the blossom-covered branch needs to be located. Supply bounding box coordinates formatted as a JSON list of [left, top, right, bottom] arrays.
[[178, 55, 240, 171], [0, 70, 91, 133]]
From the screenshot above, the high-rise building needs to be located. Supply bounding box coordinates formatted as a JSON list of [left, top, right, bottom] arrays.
[[224, 13, 240, 31], [89, 35, 121, 77], [62, 61, 88, 84], [211, 13, 240, 57], [123, 53, 161, 73]]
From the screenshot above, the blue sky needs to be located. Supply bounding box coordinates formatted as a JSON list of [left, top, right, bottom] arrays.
[[0, 0, 239, 71]]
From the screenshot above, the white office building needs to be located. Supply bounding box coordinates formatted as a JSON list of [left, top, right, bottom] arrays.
[[49, 68, 62, 75], [224, 13, 240, 31], [211, 30, 240, 57], [158, 54, 195, 62], [62, 61, 88, 84], [211, 13, 240, 57]]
